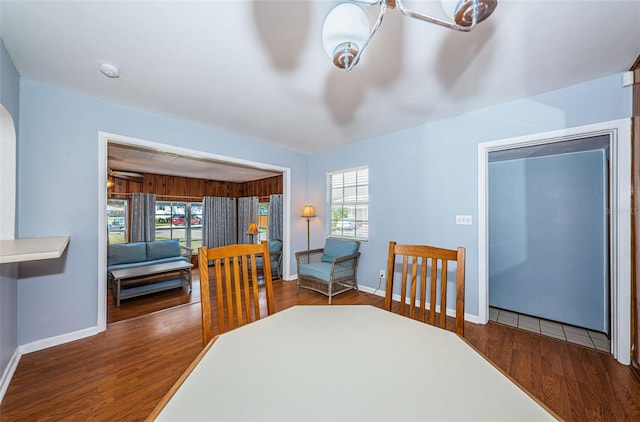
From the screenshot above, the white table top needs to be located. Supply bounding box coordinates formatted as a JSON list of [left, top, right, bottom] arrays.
[[155, 305, 556, 421]]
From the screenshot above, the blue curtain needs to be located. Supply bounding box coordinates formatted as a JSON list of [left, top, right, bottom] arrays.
[[130, 193, 155, 242], [268, 194, 283, 241], [237, 196, 259, 244], [202, 196, 237, 248]]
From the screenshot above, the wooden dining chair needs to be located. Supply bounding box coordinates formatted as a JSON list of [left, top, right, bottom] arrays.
[[384, 241, 466, 335], [198, 241, 275, 345]]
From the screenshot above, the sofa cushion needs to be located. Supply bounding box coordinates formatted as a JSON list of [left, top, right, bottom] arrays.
[[299, 262, 333, 282], [147, 255, 190, 265], [147, 240, 181, 261], [268, 239, 283, 253], [321, 238, 359, 263], [108, 242, 147, 265], [107, 256, 189, 274]]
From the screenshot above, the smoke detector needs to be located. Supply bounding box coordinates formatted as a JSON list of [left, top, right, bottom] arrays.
[[99, 63, 120, 78]]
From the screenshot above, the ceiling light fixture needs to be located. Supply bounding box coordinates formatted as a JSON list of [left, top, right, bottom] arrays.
[[322, 0, 498, 71], [99, 63, 120, 78]]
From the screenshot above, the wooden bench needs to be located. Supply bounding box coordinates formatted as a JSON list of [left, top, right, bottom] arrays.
[[111, 261, 193, 306]]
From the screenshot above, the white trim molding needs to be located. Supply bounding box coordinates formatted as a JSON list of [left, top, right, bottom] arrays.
[[19, 326, 101, 355], [357, 285, 483, 325], [477, 119, 631, 365], [0, 104, 16, 240], [0, 348, 21, 402]]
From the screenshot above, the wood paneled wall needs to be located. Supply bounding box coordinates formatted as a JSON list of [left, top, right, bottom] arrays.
[[241, 175, 283, 198], [108, 173, 282, 202]]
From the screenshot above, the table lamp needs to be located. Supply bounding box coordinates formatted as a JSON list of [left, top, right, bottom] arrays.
[[246, 222, 259, 244]]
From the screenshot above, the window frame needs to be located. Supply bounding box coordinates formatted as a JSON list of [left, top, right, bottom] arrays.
[[327, 166, 369, 241], [155, 201, 202, 252], [258, 200, 269, 243], [107, 199, 128, 244]]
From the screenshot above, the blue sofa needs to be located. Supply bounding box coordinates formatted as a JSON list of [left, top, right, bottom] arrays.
[[107, 240, 191, 280], [295, 238, 360, 304]]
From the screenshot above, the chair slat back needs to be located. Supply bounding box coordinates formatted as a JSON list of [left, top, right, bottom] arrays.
[[384, 242, 466, 335], [198, 241, 275, 345]]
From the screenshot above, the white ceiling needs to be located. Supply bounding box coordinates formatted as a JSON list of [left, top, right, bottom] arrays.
[[1, 0, 639, 160]]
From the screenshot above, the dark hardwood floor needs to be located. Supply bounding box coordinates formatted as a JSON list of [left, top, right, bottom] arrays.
[[3, 277, 640, 421], [107, 272, 202, 324]]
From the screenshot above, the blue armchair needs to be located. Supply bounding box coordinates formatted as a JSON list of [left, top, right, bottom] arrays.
[[295, 238, 360, 304], [255, 239, 283, 280]]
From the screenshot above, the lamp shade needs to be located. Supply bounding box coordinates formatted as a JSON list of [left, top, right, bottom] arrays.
[[301, 205, 316, 218], [245, 222, 259, 235], [321, 3, 370, 61]]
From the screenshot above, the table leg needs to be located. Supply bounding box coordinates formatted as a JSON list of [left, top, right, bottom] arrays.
[[186, 268, 192, 292]]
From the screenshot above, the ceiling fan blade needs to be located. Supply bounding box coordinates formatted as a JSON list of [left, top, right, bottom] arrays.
[[109, 170, 144, 181]]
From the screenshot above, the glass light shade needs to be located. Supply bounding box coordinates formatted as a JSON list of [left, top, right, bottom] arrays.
[[301, 205, 316, 218], [245, 222, 259, 235], [321, 3, 370, 60]]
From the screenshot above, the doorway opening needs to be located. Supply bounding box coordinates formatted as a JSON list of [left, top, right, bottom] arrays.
[[488, 135, 610, 341], [97, 131, 291, 331], [478, 119, 631, 365]]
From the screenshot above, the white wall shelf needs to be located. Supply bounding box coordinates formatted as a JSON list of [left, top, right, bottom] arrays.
[[0, 236, 70, 264]]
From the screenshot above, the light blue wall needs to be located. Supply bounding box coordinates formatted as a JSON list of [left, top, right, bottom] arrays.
[[0, 38, 20, 378], [489, 150, 608, 332], [308, 73, 631, 318], [6, 62, 633, 346], [16, 79, 309, 345]]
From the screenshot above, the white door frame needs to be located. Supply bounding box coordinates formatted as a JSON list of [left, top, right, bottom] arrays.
[[477, 119, 631, 365], [97, 131, 291, 332]]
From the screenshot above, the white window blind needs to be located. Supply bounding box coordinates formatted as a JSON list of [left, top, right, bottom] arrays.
[[328, 167, 368, 240]]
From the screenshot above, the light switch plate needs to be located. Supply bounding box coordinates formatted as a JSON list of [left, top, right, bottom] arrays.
[[456, 215, 472, 225]]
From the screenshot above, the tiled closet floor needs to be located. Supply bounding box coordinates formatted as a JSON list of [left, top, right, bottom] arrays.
[[489, 307, 610, 352]]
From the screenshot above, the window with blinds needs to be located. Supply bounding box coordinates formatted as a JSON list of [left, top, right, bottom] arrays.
[[328, 167, 369, 240]]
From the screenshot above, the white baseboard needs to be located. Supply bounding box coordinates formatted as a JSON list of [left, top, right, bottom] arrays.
[[358, 284, 483, 325], [283, 279, 483, 324], [356, 284, 385, 297], [0, 348, 21, 403], [19, 325, 100, 355]]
